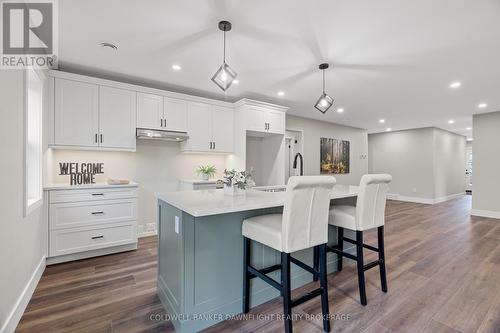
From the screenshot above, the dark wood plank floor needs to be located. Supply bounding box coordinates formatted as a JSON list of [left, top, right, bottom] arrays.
[[16, 196, 500, 333]]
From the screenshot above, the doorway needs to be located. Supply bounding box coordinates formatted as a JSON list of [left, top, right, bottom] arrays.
[[285, 129, 304, 183], [465, 145, 473, 194]]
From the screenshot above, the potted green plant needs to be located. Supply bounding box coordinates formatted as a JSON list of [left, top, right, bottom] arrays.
[[196, 165, 217, 181]]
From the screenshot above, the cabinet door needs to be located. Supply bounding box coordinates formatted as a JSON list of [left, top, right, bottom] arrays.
[[137, 93, 163, 130], [266, 110, 284, 134], [211, 106, 234, 153], [182, 102, 212, 151], [245, 106, 266, 132], [163, 97, 187, 132], [99, 86, 137, 150], [54, 78, 99, 147]]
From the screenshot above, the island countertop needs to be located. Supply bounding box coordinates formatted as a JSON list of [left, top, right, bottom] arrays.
[[156, 184, 359, 217]]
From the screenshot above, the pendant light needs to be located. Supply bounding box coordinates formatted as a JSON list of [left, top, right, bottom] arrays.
[[211, 20, 237, 92], [314, 63, 333, 113]]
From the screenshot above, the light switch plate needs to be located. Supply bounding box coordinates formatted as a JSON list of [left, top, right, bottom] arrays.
[[174, 216, 180, 234]]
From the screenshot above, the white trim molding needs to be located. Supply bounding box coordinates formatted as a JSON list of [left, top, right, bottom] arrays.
[[1, 257, 45, 333], [138, 230, 158, 238], [471, 209, 500, 219], [387, 192, 465, 205]]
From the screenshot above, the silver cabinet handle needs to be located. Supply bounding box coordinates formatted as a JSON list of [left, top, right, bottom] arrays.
[[91, 235, 104, 240], [163, 118, 166, 128], [95, 134, 98, 143], [213, 141, 216, 149], [160, 118, 163, 127], [91, 193, 104, 196], [91, 211, 104, 215], [100, 134, 103, 143]]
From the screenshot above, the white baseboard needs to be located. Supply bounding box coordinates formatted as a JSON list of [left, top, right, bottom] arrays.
[[388, 192, 465, 205], [433, 193, 465, 204], [471, 209, 500, 219], [1, 256, 45, 333], [138, 230, 157, 238]]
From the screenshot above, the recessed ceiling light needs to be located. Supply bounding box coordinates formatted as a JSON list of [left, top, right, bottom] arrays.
[[466, 138, 474, 142], [233, 79, 239, 84], [277, 91, 285, 97], [386, 128, 392, 132], [337, 108, 344, 113], [99, 42, 118, 50], [449, 81, 461, 89], [466, 127, 472, 131], [478, 103, 487, 108], [172, 64, 182, 71], [448, 120, 455, 124], [379, 119, 385, 124]]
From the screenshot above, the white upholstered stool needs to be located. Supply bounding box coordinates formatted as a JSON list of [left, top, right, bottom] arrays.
[[328, 174, 392, 306], [242, 176, 336, 333]]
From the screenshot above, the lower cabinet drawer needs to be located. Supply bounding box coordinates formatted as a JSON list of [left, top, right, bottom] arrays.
[[49, 199, 137, 230], [49, 223, 136, 257]]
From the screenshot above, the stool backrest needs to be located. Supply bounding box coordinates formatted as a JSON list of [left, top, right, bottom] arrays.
[[355, 174, 392, 231], [282, 176, 336, 253]]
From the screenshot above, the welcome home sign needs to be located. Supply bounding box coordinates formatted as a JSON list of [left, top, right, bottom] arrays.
[[59, 162, 104, 185]]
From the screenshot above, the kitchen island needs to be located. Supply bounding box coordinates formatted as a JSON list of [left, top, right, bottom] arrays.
[[156, 185, 358, 333]]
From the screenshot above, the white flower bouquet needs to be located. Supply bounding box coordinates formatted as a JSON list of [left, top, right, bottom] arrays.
[[221, 169, 255, 195]]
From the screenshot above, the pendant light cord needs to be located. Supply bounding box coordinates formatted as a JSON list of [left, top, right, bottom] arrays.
[[322, 69, 326, 94], [223, 31, 226, 63]]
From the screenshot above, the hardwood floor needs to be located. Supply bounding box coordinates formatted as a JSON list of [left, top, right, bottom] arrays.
[[16, 196, 500, 333]]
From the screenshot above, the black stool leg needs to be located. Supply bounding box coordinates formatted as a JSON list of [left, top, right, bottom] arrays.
[[313, 245, 319, 282], [337, 227, 344, 271], [319, 244, 331, 332], [243, 237, 251, 313], [356, 231, 367, 306], [378, 226, 388, 293], [281, 252, 293, 333]]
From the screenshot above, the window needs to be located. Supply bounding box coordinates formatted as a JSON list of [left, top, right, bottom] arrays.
[[24, 68, 44, 216]]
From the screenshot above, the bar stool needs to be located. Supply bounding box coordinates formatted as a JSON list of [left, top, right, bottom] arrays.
[[328, 174, 392, 306], [242, 176, 336, 333]]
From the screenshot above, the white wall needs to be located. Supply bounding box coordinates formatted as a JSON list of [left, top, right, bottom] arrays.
[[369, 127, 465, 203], [433, 128, 466, 200], [0, 71, 47, 333], [286, 115, 368, 185], [48, 142, 227, 233], [472, 111, 500, 218]]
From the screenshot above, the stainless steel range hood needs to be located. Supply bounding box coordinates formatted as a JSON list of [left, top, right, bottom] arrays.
[[136, 128, 189, 142]]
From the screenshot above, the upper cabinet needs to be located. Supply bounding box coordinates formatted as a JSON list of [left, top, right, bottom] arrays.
[[99, 86, 136, 150], [239, 100, 287, 135], [54, 78, 99, 147], [181, 102, 234, 153], [53, 77, 136, 150], [137, 93, 187, 132]]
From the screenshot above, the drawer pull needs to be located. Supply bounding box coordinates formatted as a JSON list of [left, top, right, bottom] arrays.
[[91, 193, 104, 196], [91, 211, 104, 215], [91, 235, 104, 240]]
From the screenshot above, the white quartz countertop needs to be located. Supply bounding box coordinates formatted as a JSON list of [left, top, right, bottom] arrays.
[[44, 182, 138, 190], [156, 185, 359, 217]]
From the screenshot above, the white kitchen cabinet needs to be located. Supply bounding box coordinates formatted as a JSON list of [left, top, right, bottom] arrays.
[[99, 86, 137, 150], [183, 102, 213, 151], [54, 78, 99, 147], [245, 106, 285, 135], [212, 106, 234, 152], [137, 94, 187, 132], [137, 92, 163, 130], [181, 102, 234, 153], [163, 97, 187, 132], [46, 184, 138, 264]]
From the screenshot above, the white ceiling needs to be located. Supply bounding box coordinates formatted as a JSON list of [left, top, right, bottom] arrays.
[[58, 0, 500, 139]]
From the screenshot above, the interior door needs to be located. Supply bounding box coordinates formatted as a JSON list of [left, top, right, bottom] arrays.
[[465, 148, 473, 192], [137, 92, 163, 130], [163, 97, 187, 132], [211, 106, 234, 152], [54, 78, 99, 147], [183, 102, 212, 151], [99, 86, 137, 150]]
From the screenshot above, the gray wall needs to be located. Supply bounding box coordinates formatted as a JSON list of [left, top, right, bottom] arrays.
[[369, 128, 435, 199], [369, 127, 465, 202], [0, 71, 47, 332], [472, 111, 500, 217], [286, 115, 368, 185]]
